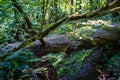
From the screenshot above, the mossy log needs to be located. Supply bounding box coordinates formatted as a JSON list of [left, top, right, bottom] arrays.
[[1, 26, 120, 80], [1, 0, 120, 59], [1, 25, 120, 57]]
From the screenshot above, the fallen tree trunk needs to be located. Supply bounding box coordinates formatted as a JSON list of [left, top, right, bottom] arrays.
[[1, 0, 120, 59], [0, 26, 120, 80], [1, 26, 120, 57], [27, 26, 120, 56]]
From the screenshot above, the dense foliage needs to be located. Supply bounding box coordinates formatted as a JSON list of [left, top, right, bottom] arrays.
[[0, 0, 120, 80]]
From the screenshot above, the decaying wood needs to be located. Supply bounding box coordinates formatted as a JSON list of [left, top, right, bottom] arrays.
[[1, 26, 119, 80], [1, 25, 120, 57], [30, 26, 120, 56], [0, 0, 119, 80], [1, 0, 120, 59], [1, 22, 120, 80]]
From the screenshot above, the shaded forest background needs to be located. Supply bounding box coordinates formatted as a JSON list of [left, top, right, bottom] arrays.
[[0, 0, 120, 80]]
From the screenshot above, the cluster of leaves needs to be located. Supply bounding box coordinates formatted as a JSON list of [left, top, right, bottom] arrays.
[[0, 50, 36, 80], [0, 1, 14, 42], [0, 0, 120, 80], [81, 0, 106, 13]]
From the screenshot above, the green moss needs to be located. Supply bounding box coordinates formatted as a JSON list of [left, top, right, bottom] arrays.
[[55, 49, 92, 79]]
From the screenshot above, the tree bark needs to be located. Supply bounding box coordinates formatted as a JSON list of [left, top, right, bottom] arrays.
[[0, 0, 120, 59], [1, 25, 120, 57]]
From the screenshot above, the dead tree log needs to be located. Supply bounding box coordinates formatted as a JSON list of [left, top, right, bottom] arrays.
[[1, 25, 120, 57], [1, 0, 120, 59], [0, 26, 120, 80], [29, 25, 120, 56]]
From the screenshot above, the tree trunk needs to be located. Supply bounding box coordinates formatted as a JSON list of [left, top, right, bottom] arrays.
[[1, 24, 120, 57]]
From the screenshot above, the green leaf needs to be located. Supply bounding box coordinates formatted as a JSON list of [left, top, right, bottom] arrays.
[[0, 0, 2, 2]]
